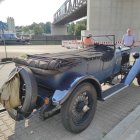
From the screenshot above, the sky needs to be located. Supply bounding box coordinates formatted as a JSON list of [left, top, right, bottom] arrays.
[[0, 0, 65, 26]]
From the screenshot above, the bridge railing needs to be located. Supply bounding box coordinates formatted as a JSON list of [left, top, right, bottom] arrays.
[[53, 0, 87, 24]]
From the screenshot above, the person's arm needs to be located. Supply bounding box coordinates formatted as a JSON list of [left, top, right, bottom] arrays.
[[132, 36, 135, 47], [122, 35, 124, 45]]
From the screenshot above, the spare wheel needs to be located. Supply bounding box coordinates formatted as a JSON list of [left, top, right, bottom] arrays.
[[8, 66, 38, 121]]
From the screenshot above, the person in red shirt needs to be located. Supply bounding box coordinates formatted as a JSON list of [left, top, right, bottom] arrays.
[[83, 34, 94, 47]]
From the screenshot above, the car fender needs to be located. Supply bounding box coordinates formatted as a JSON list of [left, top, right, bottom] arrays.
[[122, 57, 140, 85], [52, 72, 102, 106]]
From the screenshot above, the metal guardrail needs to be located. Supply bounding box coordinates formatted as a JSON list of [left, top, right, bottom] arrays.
[[53, 0, 87, 24], [0, 36, 81, 45]]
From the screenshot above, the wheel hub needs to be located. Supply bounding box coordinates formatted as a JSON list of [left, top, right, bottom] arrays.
[[82, 105, 90, 113], [76, 101, 86, 112], [72, 92, 90, 119], [71, 91, 93, 125]]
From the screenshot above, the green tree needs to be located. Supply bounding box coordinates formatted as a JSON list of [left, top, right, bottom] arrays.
[[16, 21, 52, 35], [29, 22, 37, 30], [67, 19, 87, 36], [16, 26, 22, 32], [44, 22, 51, 34], [22, 26, 29, 33], [75, 19, 87, 36], [39, 22, 45, 32], [67, 22, 75, 35], [33, 24, 44, 35]]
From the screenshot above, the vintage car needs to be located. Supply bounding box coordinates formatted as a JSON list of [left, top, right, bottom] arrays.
[[1, 35, 140, 133]]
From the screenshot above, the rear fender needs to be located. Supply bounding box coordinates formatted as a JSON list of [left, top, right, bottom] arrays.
[[52, 73, 101, 106], [122, 58, 140, 85]]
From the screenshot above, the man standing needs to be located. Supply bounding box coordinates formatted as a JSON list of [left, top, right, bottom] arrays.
[[122, 28, 135, 48]]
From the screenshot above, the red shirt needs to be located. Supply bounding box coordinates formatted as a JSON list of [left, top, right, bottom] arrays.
[[83, 37, 94, 46]]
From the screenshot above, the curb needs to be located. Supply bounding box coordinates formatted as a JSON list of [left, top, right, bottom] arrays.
[[102, 105, 140, 140]]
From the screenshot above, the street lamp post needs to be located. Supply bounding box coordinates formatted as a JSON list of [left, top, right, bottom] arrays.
[[0, 21, 8, 59], [2, 28, 7, 58]]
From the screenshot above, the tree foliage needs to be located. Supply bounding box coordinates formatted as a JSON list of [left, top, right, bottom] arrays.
[[33, 24, 43, 35], [67, 22, 75, 35], [15, 19, 86, 36], [44, 22, 51, 34], [16, 22, 51, 35], [22, 26, 30, 33], [67, 19, 87, 36]]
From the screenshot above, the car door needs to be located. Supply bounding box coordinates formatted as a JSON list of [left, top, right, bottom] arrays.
[[101, 45, 115, 79], [87, 50, 104, 82]]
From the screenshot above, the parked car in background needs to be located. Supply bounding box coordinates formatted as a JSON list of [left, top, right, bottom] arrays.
[[0, 33, 30, 45]]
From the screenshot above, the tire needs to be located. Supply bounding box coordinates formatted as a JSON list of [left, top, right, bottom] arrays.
[[61, 82, 97, 133], [8, 66, 38, 121]]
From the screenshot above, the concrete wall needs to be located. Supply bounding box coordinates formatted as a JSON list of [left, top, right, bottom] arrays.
[[51, 24, 68, 35], [86, 0, 140, 40]]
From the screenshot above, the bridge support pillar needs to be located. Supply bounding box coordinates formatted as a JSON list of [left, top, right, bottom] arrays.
[[51, 24, 68, 35], [86, 0, 140, 40]]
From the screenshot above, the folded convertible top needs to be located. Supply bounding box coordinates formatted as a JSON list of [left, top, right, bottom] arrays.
[[13, 47, 102, 74]]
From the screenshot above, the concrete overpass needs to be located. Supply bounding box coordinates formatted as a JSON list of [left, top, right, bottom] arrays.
[[53, 0, 87, 25], [52, 0, 87, 35], [52, 0, 140, 40]]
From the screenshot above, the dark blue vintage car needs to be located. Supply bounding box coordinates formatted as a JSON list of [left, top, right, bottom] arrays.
[[3, 35, 140, 133]]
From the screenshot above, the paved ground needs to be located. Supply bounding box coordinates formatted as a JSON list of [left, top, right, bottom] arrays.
[[0, 45, 69, 59], [0, 45, 140, 140], [103, 105, 140, 140]]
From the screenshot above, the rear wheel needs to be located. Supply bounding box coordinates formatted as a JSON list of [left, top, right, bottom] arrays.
[[8, 66, 38, 121], [61, 82, 97, 133]]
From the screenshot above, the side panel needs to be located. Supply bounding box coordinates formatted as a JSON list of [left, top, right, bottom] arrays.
[[87, 56, 104, 81], [113, 48, 122, 74], [100, 46, 115, 79], [52, 73, 101, 106]]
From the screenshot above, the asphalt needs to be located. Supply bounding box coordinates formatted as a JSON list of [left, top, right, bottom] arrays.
[[0, 45, 140, 140]]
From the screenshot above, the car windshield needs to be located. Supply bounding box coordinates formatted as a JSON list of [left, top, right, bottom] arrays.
[[82, 35, 115, 50], [93, 35, 115, 45]]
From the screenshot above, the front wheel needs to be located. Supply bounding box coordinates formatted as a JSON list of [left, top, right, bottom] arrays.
[[61, 82, 97, 133]]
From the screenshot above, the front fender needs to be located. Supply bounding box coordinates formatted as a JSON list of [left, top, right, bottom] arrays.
[[52, 72, 101, 106], [122, 57, 140, 85]]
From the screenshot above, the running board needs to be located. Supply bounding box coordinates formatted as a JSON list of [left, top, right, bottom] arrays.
[[102, 83, 128, 100]]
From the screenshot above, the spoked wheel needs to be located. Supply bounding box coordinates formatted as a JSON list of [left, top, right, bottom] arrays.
[[61, 82, 97, 133], [8, 66, 38, 121]]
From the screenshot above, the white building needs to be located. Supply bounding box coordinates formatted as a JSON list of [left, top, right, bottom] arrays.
[[7, 17, 16, 33]]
